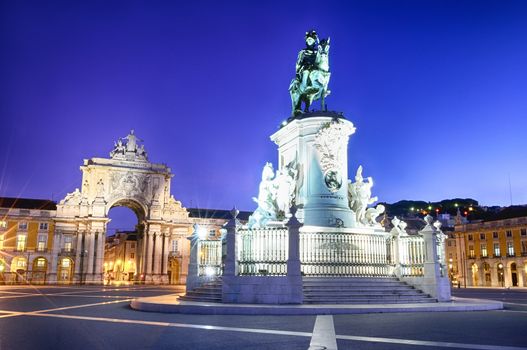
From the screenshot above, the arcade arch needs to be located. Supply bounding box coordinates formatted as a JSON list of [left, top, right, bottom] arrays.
[[32, 257, 48, 284], [471, 263, 479, 286], [53, 131, 191, 284]]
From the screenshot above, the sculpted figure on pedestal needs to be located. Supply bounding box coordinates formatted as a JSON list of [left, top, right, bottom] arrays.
[[365, 204, 385, 227], [96, 179, 105, 198], [248, 161, 299, 228], [348, 166, 378, 225], [109, 130, 148, 161], [274, 160, 299, 216], [289, 30, 331, 115], [60, 188, 82, 206], [248, 163, 278, 228], [124, 129, 142, 153], [391, 216, 409, 236]]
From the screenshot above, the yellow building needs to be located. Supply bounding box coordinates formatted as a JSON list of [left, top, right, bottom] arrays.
[[103, 231, 138, 284], [0, 197, 56, 284], [453, 216, 527, 287]]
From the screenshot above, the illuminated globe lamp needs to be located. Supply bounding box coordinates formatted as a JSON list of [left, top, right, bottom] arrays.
[[205, 266, 216, 277], [197, 225, 208, 240]]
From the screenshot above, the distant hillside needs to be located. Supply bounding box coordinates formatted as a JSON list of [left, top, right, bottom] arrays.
[[380, 198, 527, 222], [380, 198, 479, 217]]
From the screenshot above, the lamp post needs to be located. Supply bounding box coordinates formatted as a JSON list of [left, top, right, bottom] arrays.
[[498, 262, 504, 287], [448, 258, 454, 286]]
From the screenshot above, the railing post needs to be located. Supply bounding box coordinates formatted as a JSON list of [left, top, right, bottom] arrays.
[[285, 206, 303, 303], [223, 208, 239, 277], [185, 224, 200, 291], [390, 227, 401, 278], [286, 207, 302, 277], [420, 215, 451, 301]]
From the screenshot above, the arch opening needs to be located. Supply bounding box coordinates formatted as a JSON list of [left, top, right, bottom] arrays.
[[106, 199, 144, 285]]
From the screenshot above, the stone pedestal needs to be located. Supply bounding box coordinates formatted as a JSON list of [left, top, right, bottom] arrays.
[[270, 112, 356, 228]]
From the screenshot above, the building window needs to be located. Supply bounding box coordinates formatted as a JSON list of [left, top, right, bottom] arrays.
[[481, 245, 488, 258], [16, 234, 27, 251], [448, 241, 451, 247], [469, 245, 475, 258], [507, 242, 515, 256], [506, 230, 512, 238], [0, 220, 7, 229], [209, 229, 216, 238], [37, 235, 47, 251], [130, 253, 135, 259], [131, 243, 135, 249], [0, 234, 3, 249], [64, 236, 73, 252], [36, 258, 46, 268], [61, 258, 71, 268], [468, 234, 473, 241], [493, 231, 498, 239], [17, 258, 26, 268], [18, 221, 28, 230], [480, 233, 486, 240], [39, 222, 48, 231], [171, 239, 178, 252], [521, 228, 526, 236], [522, 241, 527, 254], [494, 243, 500, 257]]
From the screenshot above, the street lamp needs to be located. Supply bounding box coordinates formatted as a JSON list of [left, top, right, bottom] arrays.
[[498, 262, 504, 287]]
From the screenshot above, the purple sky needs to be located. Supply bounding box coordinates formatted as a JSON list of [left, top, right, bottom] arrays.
[[2, 1, 527, 230]]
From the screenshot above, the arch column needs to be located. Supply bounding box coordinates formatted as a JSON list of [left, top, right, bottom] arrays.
[[153, 233, 162, 277], [159, 229, 170, 284], [145, 231, 154, 283], [95, 231, 105, 276], [74, 231, 83, 282], [86, 231, 96, 279]]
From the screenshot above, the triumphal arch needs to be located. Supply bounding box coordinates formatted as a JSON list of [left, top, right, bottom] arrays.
[[51, 131, 190, 284]]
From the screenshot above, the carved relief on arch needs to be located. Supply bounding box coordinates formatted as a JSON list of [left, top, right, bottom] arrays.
[[109, 171, 150, 204]]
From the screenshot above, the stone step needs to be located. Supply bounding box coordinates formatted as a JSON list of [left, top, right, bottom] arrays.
[[185, 291, 221, 296], [303, 285, 415, 290], [179, 295, 222, 302], [181, 278, 223, 303], [301, 277, 434, 304], [303, 280, 404, 285], [303, 277, 400, 282], [188, 287, 222, 292], [304, 299, 435, 304], [304, 290, 423, 296]]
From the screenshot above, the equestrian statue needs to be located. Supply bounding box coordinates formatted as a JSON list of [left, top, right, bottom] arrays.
[[289, 30, 331, 116]]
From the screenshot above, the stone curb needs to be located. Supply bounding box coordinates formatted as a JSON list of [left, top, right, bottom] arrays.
[[130, 295, 503, 315]]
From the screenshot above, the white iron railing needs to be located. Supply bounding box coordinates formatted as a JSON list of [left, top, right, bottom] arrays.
[[237, 227, 288, 276], [198, 239, 222, 276], [299, 231, 392, 277], [396, 235, 425, 277]]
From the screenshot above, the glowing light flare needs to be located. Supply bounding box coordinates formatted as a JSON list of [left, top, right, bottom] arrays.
[[205, 266, 215, 277], [197, 225, 208, 240]]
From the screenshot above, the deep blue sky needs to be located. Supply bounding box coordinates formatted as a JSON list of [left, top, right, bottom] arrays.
[[2, 0, 527, 221]]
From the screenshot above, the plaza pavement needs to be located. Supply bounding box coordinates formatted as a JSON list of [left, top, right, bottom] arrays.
[[0, 285, 526, 350]]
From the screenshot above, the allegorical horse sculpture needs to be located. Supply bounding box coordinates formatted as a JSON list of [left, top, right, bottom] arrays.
[[289, 30, 331, 116]]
